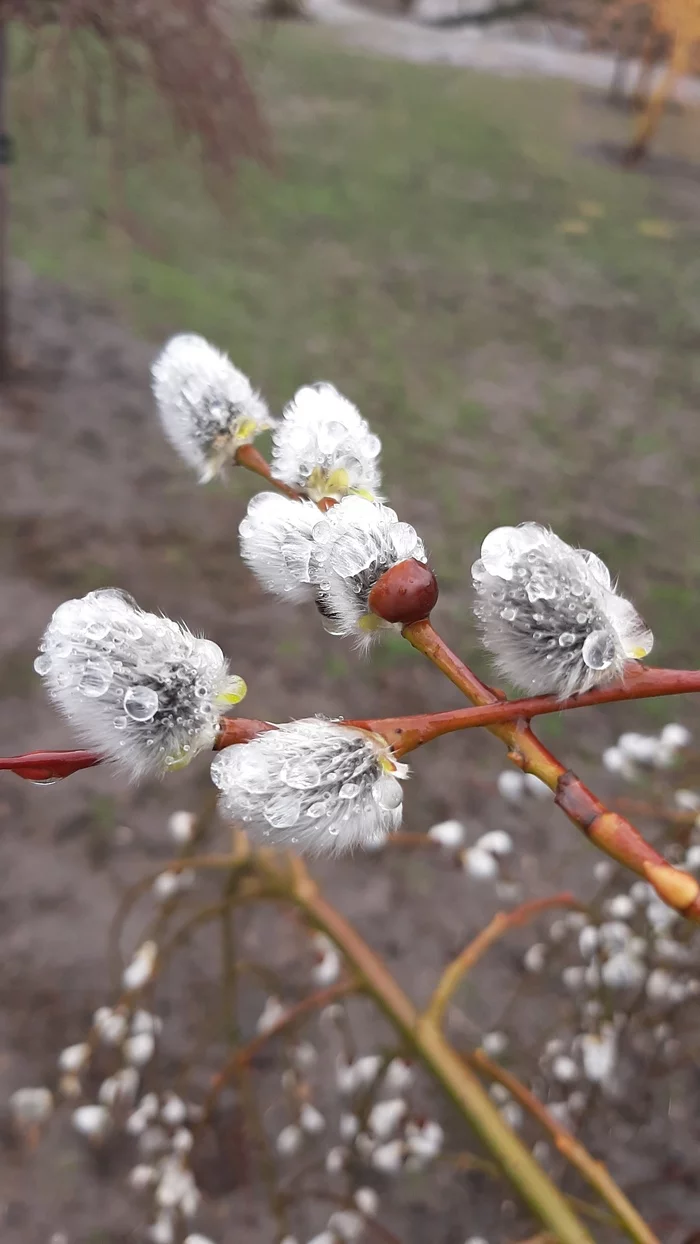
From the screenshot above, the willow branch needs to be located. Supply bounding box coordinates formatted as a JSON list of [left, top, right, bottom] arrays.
[[235, 443, 301, 499], [467, 1049, 660, 1244], [402, 620, 700, 926], [424, 894, 581, 1030], [266, 858, 595, 1244]]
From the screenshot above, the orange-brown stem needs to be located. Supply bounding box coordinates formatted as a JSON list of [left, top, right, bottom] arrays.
[[401, 621, 700, 925], [467, 1049, 660, 1244], [235, 443, 301, 500], [356, 664, 700, 754], [425, 894, 581, 1029]]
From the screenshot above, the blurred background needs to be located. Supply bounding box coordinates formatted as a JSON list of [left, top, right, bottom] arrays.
[[0, 1, 699, 1241]]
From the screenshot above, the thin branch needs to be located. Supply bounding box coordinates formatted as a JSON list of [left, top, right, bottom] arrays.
[[235, 443, 301, 499], [202, 980, 356, 1117], [423, 894, 581, 1030], [401, 621, 700, 925], [467, 1048, 661, 1244], [273, 860, 596, 1244]]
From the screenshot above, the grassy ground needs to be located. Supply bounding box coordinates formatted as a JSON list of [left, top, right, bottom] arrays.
[[9, 22, 700, 690]]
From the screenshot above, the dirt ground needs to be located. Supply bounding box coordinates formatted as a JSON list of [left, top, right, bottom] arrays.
[[0, 266, 699, 1243]]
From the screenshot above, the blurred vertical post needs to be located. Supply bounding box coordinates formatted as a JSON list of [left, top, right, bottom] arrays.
[[0, 13, 8, 381]]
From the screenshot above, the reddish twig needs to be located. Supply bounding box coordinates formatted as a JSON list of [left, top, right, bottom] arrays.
[[401, 621, 700, 926]]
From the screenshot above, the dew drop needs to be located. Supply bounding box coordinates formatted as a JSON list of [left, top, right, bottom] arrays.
[[79, 659, 113, 698], [33, 654, 53, 676], [372, 775, 403, 811], [113, 716, 127, 731], [500, 607, 517, 622], [558, 632, 576, 648], [123, 686, 159, 721], [582, 629, 616, 671], [339, 781, 361, 800], [281, 760, 322, 791]]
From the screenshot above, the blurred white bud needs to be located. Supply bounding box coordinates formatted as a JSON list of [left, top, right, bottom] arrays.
[[58, 1043, 90, 1073], [404, 1119, 443, 1162], [161, 1093, 188, 1127], [93, 1006, 128, 1046], [593, 860, 615, 883], [482, 1031, 508, 1058], [489, 1083, 510, 1104], [271, 382, 383, 503], [276, 1124, 303, 1156], [428, 819, 465, 847], [340, 1113, 360, 1141], [368, 1099, 407, 1140], [475, 830, 513, 855], [462, 847, 499, 880], [601, 951, 646, 990], [352, 1054, 384, 1089], [72, 1105, 111, 1141], [685, 845, 700, 870], [606, 895, 635, 920], [307, 1233, 337, 1244], [152, 333, 272, 481], [661, 723, 691, 750], [497, 769, 526, 803], [168, 810, 197, 844], [371, 1139, 404, 1172], [524, 943, 547, 973], [257, 997, 286, 1034], [674, 790, 700, 812], [617, 733, 657, 764], [578, 926, 599, 959], [580, 1028, 617, 1083], [153, 869, 196, 901], [9, 1086, 53, 1128], [148, 1211, 175, 1244], [325, 1145, 348, 1173], [385, 1059, 413, 1092], [132, 1010, 163, 1037], [173, 1128, 193, 1154], [552, 1055, 579, 1083], [548, 919, 568, 944], [646, 968, 674, 1001], [213, 719, 407, 856], [300, 1103, 325, 1134], [184, 1236, 217, 1244], [354, 1187, 380, 1216], [123, 941, 158, 991], [292, 1041, 317, 1072], [561, 965, 586, 991], [327, 1209, 364, 1241], [98, 1068, 139, 1107], [156, 1157, 200, 1215], [129, 1164, 158, 1190], [39, 591, 245, 780], [472, 524, 651, 695], [124, 1033, 155, 1067], [312, 948, 342, 987]]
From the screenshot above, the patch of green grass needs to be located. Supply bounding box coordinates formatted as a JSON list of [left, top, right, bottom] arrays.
[[8, 23, 700, 666]]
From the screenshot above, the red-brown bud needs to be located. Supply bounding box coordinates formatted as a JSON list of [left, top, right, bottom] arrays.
[[368, 559, 439, 626]]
